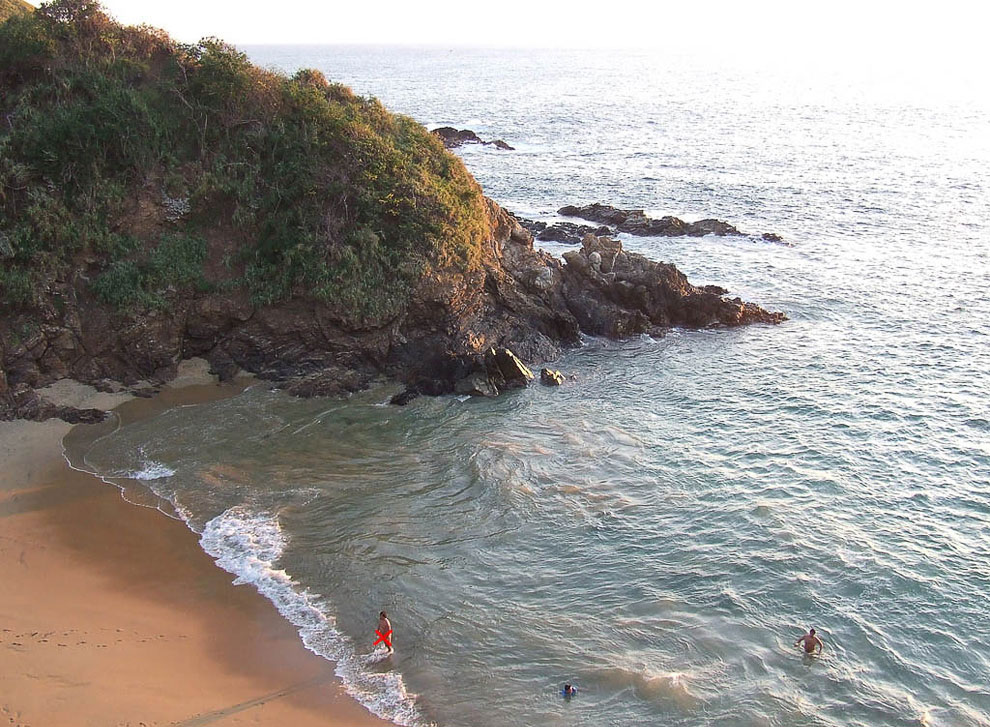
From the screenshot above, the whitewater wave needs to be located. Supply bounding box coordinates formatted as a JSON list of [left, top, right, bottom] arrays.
[[124, 461, 176, 480], [199, 506, 428, 727]]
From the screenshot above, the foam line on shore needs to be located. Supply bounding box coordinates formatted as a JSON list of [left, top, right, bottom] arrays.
[[62, 430, 184, 522], [199, 506, 427, 727]]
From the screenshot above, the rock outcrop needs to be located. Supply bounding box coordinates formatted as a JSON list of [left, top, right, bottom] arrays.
[[557, 203, 786, 243], [450, 346, 535, 398], [514, 216, 613, 244], [557, 233, 785, 337], [515, 205, 787, 245], [1, 381, 108, 424], [432, 127, 515, 151], [558, 203, 742, 237], [1, 198, 787, 417]]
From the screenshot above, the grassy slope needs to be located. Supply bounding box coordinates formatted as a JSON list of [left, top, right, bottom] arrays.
[[0, 0, 489, 326], [0, 0, 32, 23]]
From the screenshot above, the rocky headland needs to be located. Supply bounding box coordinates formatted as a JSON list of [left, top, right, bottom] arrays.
[[2, 196, 785, 417], [0, 3, 785, 422]]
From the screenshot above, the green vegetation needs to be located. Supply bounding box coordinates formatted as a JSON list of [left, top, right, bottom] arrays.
[[0, 0, 489, 321], [0, 0, 32, 23], [90, 232, 208, 308]]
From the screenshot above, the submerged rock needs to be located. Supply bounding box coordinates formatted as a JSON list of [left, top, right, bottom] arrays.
[[389, 388, 421, 406], [454, 373, 499, 398]]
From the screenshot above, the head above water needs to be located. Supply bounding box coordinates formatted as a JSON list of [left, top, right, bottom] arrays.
[[809, 628, 816, 635]]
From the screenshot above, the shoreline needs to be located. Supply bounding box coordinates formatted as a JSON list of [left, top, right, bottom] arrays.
[[0, 362, 392, 727]]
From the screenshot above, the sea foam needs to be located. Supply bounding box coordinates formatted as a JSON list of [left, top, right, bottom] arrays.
[[199, 506, 428, 727], [125, 461, 176, 480]]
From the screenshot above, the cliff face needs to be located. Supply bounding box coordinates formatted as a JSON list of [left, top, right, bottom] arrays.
[[0, 2, 784, 420], [1, 196, 784, 417]]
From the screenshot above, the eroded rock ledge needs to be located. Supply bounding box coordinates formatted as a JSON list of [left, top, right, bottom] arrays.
[[515, 203, 787, 245], [432, 127, 514, 151], [559, 203, 743, 237], [1, 199, 785, 419]]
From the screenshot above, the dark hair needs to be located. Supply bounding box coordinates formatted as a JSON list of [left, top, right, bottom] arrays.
[[809, 628, 816, 635], [380, 611, 388, 618]]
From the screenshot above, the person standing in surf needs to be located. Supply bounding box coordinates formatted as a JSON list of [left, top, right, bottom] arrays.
[[378, 610, 393, 653], [795, 627, 824, 655]]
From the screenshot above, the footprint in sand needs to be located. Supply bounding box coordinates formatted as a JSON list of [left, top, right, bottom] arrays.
[[2, 703, 31, 727]]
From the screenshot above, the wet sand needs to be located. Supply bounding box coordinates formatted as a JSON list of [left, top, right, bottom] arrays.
[[0, 365, 391, 727]]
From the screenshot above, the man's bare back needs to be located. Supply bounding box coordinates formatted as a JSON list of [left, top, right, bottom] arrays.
[[795, 628, 824, 654]]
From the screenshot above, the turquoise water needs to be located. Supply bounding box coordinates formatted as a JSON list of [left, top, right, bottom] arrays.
[[73, 48, 989, 726]]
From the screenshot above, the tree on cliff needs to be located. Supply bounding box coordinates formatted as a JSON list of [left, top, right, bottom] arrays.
[[0, 0, 489, 323]]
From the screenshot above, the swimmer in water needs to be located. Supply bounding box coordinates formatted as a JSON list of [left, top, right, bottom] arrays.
[[562, 683, 577, 697], [795, 627, 824, 655]]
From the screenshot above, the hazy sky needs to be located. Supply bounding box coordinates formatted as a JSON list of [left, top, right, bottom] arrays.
[[86, 0, 985, 71]]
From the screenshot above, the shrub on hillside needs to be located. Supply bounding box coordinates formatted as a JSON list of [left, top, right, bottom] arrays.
[[0, 0, 489, 321]]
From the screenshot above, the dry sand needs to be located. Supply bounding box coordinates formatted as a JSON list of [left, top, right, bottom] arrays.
[[0, 363, 391, 727]]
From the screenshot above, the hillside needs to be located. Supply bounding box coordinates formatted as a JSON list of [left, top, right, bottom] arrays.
[[0, 0, 32, 22], [1, 1, 783, 420], [0, 0, 487, 320]]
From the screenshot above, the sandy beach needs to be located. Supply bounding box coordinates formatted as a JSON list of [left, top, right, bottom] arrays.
[[0, 363, 391, 727]]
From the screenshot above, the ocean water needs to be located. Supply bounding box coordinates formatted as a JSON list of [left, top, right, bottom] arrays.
[[68, 48, 990, 726]]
